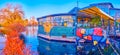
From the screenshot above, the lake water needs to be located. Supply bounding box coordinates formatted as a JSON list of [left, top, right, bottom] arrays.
[[24, 26, 39, 55], [0, 26, 120, 55]]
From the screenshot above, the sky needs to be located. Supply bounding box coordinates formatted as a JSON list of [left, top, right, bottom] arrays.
[[0, 0, 120, 19]]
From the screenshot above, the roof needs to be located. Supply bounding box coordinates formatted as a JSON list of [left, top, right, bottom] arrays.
[[90, 2, 114, 8], [110, 8, 120, 10], [80, 6, 114, 20], [37, 13, 76, 19], [37, 2, 116, 21]]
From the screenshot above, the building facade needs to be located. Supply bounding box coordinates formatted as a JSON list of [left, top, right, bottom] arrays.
[[37, 2, 120, 36], [37, 2, 120, 55]]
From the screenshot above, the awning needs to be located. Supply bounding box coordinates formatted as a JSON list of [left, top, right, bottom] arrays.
[[80, 6, 114, 21]]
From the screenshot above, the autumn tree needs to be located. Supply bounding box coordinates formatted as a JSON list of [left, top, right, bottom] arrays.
[[28, 16, 38, 26], [0, 4, 31, 55]]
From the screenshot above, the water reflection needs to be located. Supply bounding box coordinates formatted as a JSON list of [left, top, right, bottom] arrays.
[[24, 26, 39, 55]]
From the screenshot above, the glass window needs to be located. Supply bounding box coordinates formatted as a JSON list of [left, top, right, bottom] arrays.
[[38, 15, 74, 27]]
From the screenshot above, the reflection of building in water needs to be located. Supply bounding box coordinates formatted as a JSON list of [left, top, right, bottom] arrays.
[[25, 27, 38, 36]]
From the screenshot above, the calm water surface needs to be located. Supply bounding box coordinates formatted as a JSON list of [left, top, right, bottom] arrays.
[[24, 26, 39, 55]]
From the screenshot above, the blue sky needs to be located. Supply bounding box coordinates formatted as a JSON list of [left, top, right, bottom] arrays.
[[0, 0, 120, 19]]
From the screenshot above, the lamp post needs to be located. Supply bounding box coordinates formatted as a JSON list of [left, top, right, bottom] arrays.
[[107, 19, 110, 37], [75, 0, 81, 54]]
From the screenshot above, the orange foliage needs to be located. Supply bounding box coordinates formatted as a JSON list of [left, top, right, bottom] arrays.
[[3, 31, 32, 55], [0, 4, 27, 27], [28, 16, 38, 26], [3, 31, 24, 55], [0, 4, 31, 55], [7, 23, 26, 33]]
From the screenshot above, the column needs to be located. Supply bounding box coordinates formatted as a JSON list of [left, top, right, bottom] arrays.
[[114, 18, 116, 37]]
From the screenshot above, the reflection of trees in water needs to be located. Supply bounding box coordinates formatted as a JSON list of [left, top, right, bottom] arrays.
[[32, 26, 35, 35], [25, 26, 38, 36]]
